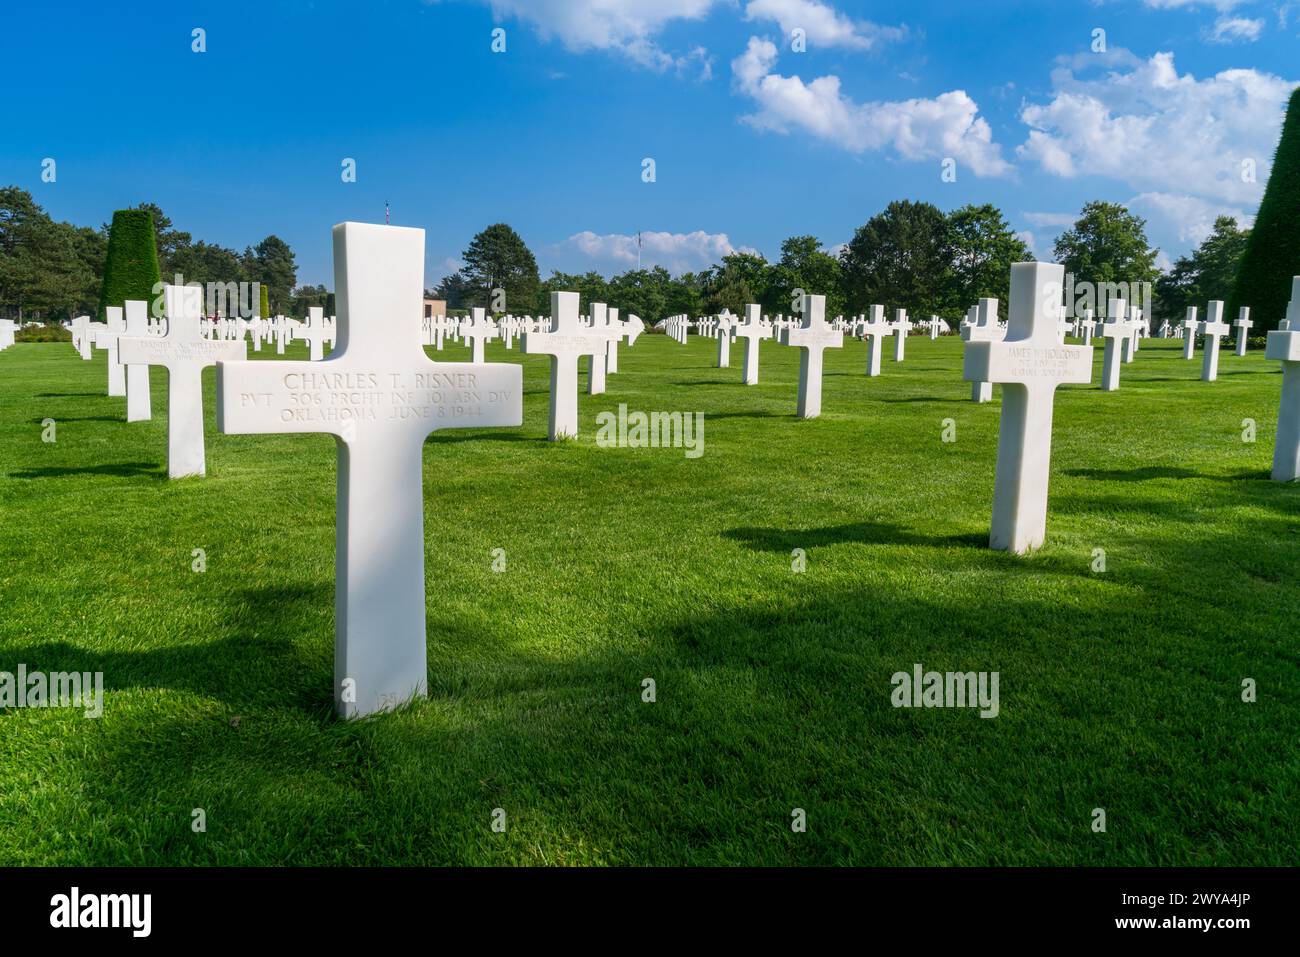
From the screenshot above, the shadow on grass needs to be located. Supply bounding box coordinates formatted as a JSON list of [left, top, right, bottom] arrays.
[[12, 517, 1298, 865], [0, 583, 334, 713], [429, 432, 539, 445], [873, 396, 955, 404], [723, 522, 987, 552], [9, 462, 164, 480], [1064, 466, 1268, 483], [34, 392, 104, 398], [29, 415, 121, 424]]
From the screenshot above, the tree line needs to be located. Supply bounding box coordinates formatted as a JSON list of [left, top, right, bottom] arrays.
[[0, 186, 1261, 330], [435, 202, 1252, 328], [0, 188, 310, 321]]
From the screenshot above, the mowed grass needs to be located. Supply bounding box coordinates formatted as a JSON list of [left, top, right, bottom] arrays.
[[0, 329, 1296, 866]]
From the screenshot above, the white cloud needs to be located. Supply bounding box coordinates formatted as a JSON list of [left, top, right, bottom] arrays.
[[1128, 191, 1253, 244], [1022, 211, 1078, 229], [731, 37, 1011, 177], [1141, 0, 1246, 10], [742, 0, 907, 51], [1017, 51, 1298, 207], [554, 230, 750, 273], [1206, 16, 1264, 42], [454, 0, 723, 72], [1015, 229, 1049, 261]]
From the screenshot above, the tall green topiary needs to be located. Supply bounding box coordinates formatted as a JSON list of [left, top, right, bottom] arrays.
[[260, 283, 269, 319], [98, 209, 161, 321], [1228, 88, 1300, 332]]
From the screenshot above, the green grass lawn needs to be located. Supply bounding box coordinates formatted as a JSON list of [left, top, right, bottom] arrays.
[[0, 331, 1296, 866]]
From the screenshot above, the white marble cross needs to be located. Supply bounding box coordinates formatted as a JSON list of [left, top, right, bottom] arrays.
[[929, 315, 940, 341], [716, 315, 733, 368], [93, 308, 128, 397], [780, 294, 843, 418], [73, 316, 93, 360], [962, 298, 1003, 403], [523, 291, 605, 439], [462, 307, 497, 363], [122, 299, 153, 422], [735, 304, 773, 385], [1182, 307, 1199, 359], [1099, 299, 1134, 392], [1121, 308, 1137, 363], [893, 308, 912, 361], [117, 285, 247, 478], [217, 222, 523, 718], [1266, 277, 1300, 482], [586, 303, 611, 394], [300, 307, 329, 361], [605, 309, 621, 373], [1080, 308, 1095, 346], [963, 263, 1093, 554], [1234, 307, 1252, 356], [1199, 301, 1230, 382], [860, 305, 892, 378], [0, 319, 15, 349]]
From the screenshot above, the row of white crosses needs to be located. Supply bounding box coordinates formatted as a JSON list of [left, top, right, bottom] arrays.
[[42, 246, 1300, 717], [664, 315, 691, 343], [521, 293, 643, 439]]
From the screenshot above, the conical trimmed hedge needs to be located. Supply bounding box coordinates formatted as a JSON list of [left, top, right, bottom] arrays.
[[98, 210, 161, 321], [260, 283, 269, 319], [1228, 88, 1300, 331]]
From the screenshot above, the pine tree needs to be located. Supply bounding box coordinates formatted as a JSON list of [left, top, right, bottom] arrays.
[[1229, 88, 1300, 331], [98, 209, 161, 320]]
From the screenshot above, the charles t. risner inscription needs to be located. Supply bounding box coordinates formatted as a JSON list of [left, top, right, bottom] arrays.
[[216, 222, 523, 718], [240, 371, 513, 424]]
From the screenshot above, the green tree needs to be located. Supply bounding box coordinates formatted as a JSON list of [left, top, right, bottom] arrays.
[[1229, 88, 1300, 331], [701, 252, 771, 315], [432, 273, 471, 311], [769, 235, 844, 316], [1053, 201, 1159, 288], [1155, 216, 1250, 324], [130, 203, 191, 278], [458, 223, 540, 314], [538, 270, 611, 313], [946, 204, 1032, 310], [242, 235, 297, 313], [98, 209, 161, 321], [840, 200, 952, 315]]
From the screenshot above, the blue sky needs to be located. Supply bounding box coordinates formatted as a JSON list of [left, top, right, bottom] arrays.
[[4, 0, 1299, 288]]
